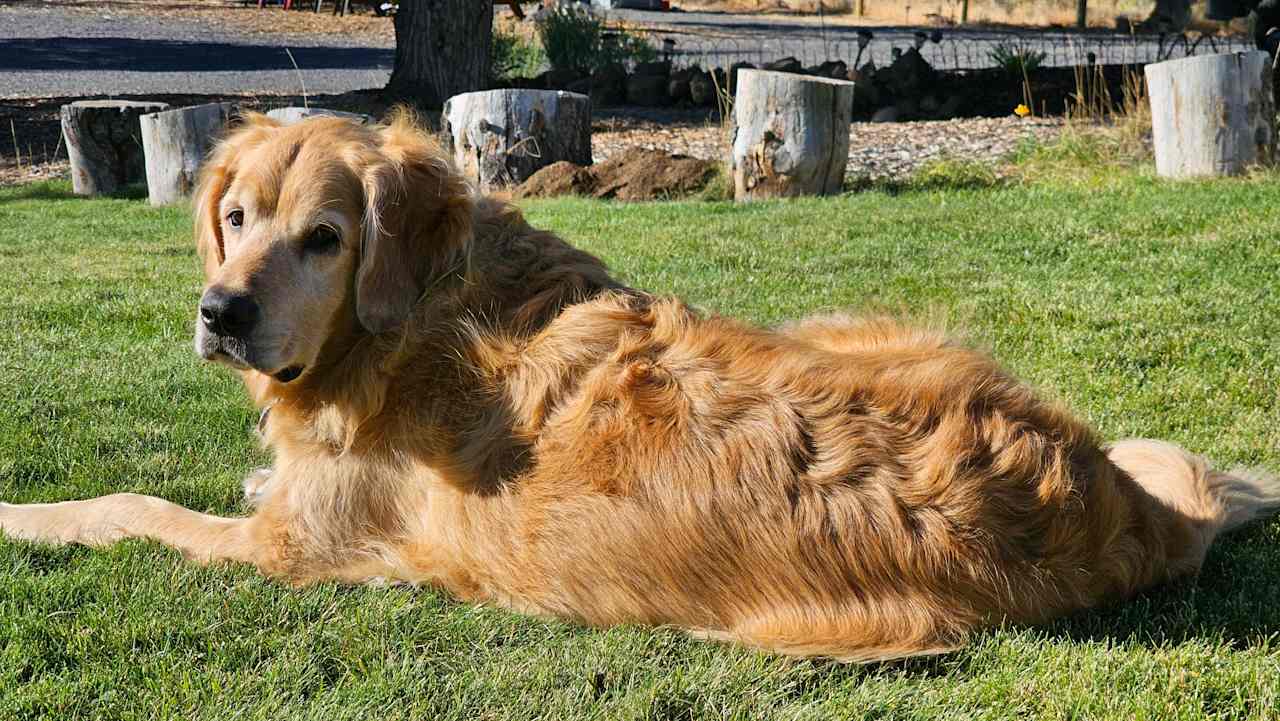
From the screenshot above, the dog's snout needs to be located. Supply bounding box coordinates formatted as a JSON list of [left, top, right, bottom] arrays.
[[200, 287, 260, 338]]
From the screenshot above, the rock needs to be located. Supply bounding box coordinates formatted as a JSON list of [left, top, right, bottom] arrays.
[[540, 68, 583, 91], [895, 96, 921, 120], [689, 71, 717, 106], [935, 94, 962, 119], [885, 47, 935, 97], [852, 81, 881, 113], [626, 73, 670, 106], [811, 60, 848, 80], [668, 67, 698, 103], [870, 105, 900, 122], [632, 60, 671, 78], [591, 63, 627, 106], [763, 56, 803, 74], [509, 76, 546, 90]]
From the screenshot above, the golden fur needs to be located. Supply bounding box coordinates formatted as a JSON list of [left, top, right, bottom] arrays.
[[4, 113, 1279, 662]]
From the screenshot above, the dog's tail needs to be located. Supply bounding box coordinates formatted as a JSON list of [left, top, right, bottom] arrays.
[[1107, 439, 1280, 569]]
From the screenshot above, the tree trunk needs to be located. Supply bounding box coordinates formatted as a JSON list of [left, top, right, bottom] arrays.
[[441, 89, 591, 192], [1145, 51, 1275, 178], [730, 69, 854, 201], [139, 103, 238, 206], [1076, 0, 1087, 28], [386, 0, 493, 109], [61, 100, 168, 196]]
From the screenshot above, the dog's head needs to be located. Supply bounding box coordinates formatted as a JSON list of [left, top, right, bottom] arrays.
[[192, 112, 472, 384]]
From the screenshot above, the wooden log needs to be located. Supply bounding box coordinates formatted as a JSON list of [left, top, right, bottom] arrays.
[[265, 107, 373, 125], [730, 69, 855, 201], [441, 89, 591, 192], [139, 103, 238, 206], [60, 100, 169, 196], [1146, 51, 1276, 179]]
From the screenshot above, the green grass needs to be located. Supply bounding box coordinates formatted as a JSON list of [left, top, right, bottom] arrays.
[[2, 169, 1280, 719]]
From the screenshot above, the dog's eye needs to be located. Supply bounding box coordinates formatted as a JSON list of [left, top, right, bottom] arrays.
[[226, 209, 244, 229], [304, 225, 341, 255]]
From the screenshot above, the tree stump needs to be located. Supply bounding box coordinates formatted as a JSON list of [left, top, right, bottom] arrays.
[[1146, 51, 1276, 179], [265, 107, 373, 125], [441, 89, 591, 192], [139, 103, 238, 206], [60, 100, 169, 196], [731, 69, 855, 201]]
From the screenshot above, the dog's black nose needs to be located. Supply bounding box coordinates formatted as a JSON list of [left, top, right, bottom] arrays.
[[199, 287, 259, 338]]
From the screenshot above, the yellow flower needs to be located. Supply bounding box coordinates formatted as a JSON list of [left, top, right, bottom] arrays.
[[1014, 104, 1031, 118]]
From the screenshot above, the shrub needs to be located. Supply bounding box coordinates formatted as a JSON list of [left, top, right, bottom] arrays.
[[491, 27, 547, 81], [988, 42, 1046, 76], [534, 5, 655, 74]]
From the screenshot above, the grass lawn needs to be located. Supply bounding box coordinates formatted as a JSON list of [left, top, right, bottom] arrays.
[[1, 167, 1279, 720]]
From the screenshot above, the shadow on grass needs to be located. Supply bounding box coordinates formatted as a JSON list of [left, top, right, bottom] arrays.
[[0, 181, 148, 203], [846, 158, 1007, 196]]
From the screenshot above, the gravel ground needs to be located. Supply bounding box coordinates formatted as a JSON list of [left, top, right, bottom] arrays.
[[0, 3, 393, 99], [592, 112, 1064, 182]]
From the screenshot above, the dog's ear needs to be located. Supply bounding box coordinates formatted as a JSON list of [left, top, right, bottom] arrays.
[[193, 146, 232, 281], [356, 115, 473, 334], [193, 114, 280, 281]]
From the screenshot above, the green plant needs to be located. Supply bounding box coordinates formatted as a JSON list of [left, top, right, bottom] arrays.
[[988, 41, 1046, 75], [490, 27, 547, 81], [534, 5, 655, 74]]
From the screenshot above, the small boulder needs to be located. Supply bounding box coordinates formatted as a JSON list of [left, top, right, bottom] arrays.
[[668, 66, 699, 103], [632, 60, 671, 78], [763, 56, 803, 74], [591, 63, 628, 106], [810, 60, 848, 80], [689, 71, 717, 106], [626, 73, 671, 106], [885, 47, 935, 97], [870, 105, 900, 123]]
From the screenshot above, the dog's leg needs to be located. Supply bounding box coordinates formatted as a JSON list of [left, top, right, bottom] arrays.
[[0, 494, 267, 566], [242, 468, 274, 507]]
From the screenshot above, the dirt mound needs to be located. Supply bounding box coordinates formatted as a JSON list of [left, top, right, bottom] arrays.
[[514, 149, 719, 201]]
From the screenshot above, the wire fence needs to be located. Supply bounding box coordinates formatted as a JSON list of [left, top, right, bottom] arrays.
[[625, 27, 1256, 72]]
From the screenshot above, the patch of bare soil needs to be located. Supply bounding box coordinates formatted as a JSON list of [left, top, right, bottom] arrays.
[[515, 148, 719, 201]]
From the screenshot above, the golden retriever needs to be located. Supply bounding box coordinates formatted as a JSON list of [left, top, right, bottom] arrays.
[[3, 112, 1278, 661]]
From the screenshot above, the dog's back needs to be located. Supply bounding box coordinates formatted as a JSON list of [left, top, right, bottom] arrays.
[[415, 281, 1280, 661]]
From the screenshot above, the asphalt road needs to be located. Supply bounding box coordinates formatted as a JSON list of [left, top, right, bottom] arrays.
[[0, 5, 393, 99]]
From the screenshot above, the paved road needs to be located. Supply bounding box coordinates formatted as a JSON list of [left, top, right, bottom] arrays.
[[0, 5, 393, 99]]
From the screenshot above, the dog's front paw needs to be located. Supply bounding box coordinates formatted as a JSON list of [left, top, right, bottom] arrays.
[[242, 468, 274, 507]]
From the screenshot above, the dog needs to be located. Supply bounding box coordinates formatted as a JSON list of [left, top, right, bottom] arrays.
[[3, 112, 1278, 662]]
